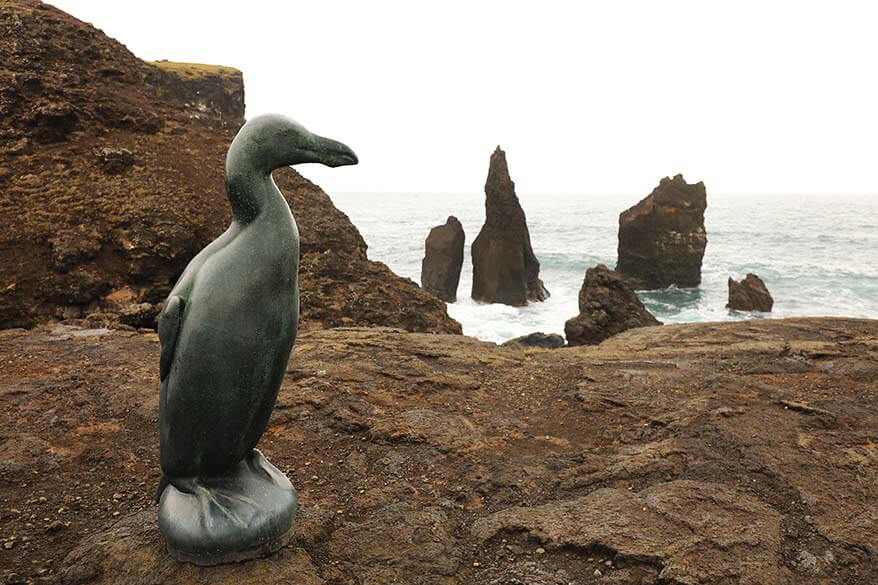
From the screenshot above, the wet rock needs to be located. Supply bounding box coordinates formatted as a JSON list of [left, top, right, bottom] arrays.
[[727, 273, 773, 312], [94, 147, 135, 175], [472, 146, 549, 306], [58, 510, 324, 585], [472, 480, 783, 584], [420, 216, 464, 302], [564, 264, 660, 346], [502, 332, 565, 349], [616, 174, 707, 289]]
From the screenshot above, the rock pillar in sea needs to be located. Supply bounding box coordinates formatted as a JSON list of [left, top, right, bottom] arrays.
[[616, 174, 707, 289], [421, 216, 465, 302], [727, 273, 773, 312], [564, 264, 661, 346], [471, 146, 549, 306]]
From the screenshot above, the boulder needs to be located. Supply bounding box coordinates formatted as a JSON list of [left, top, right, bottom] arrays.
[[564, 264, 660, 346], [420, 216, 464, 302], [501, 332, 565, 349], [616, 174, 707, 289], [471, 146, 549, 306], [727, 273, 773, 312]]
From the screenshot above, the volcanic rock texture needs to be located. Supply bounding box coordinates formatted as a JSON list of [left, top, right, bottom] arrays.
[[0, 0, 460, 334], [471, 147, 549, 306], [564, 264, 661, 346], [616, 174, 707, 289], [1, 318, 876, 583], [421, 216, 464, 302], [728, 273, 774, 312]]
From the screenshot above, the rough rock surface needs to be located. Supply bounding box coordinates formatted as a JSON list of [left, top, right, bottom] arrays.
[[0, 0, 459, 334], [473, 480, 783, 584], [564, 264, 661, 346], [421, 216, 465, 302], [616, 174, 708, 289], [471, 147, 549, 306], [501, 332, 566, 349], [3, 317, 877, 584], [728, 273, 774, 312]]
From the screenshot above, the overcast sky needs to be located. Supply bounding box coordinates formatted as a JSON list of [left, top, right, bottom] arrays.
[[52, 1, 878, 196]]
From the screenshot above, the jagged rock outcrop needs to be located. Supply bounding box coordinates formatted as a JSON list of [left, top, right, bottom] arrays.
[[564, 264, 660, 346], [0, 0, 460, 334], [471, 147, 549, 306], [616, 174, 707, 289], [420, 216, 464, 302], [501, 332, 565, 349], [728, 273, 774, 312]]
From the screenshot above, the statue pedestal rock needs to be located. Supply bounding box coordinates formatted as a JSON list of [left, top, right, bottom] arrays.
[[155, 114, 357, 565]]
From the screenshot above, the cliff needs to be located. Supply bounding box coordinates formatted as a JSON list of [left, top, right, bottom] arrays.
[[0, 0, 460, 334]]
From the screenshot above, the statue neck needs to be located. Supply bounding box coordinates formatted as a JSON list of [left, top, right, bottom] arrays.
[[224, 145, 275, 224]]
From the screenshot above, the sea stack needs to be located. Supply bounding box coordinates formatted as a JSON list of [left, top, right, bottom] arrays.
[[421, 216, 465, 302], [471, 146, 549, 306], [727, 273, 773, 312], [565, 264, 661, 346], [616, 174, 707, 289]]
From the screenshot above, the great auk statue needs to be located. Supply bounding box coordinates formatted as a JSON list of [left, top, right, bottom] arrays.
[[156, 114, 357, 564]]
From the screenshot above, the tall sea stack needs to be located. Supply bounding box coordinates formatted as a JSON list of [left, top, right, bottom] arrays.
[[471, 146, 549, 306], [421, 216, 465, 302], [616, 174, 707, 289]]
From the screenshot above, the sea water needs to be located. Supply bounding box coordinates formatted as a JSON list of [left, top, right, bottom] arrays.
[[330, 192, 878, 343]]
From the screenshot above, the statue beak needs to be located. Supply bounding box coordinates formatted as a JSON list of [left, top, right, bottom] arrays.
[[313, 135, 358, 168]]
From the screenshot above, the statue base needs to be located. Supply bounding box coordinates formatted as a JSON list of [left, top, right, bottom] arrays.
[[158, 449, 297, 566]]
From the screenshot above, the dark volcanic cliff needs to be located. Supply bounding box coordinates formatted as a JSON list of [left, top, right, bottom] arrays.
[[0, 0, 460, 334]]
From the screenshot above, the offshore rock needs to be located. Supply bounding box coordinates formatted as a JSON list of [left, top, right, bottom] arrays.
[[501, 332, 565, 349], [616, 174, 707, 289], [728, 273, 774, 312], [421, 216, 465, 302], [472, 146, 549, 306], [564, 264, 660, 346], [0, 1, 459, 334]]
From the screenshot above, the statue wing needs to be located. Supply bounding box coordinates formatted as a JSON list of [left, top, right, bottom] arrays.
[[158, 295, 185, 381]]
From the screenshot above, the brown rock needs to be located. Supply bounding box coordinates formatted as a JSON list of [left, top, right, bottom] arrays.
[[58, 511, 324, 585], [616, 174, 707, 289], [1, 317, 878, 581], [421, 216, 464, 302], [727, 273, 773, 312], [93, 147, 135, 175], [472, 480, 783, 585], [471, 146, 549, 306], [564, 264, 660, 346], [0, 2, 459, 334], [146, 60, 246, 130]]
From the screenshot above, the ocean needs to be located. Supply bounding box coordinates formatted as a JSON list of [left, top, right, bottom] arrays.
[[330, 192, 878, 343]]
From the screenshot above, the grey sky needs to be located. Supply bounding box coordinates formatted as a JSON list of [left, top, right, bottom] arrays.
[[52, 1, 878, 196]]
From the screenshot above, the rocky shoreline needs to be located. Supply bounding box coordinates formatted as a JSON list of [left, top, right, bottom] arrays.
[[1, 317, 876, 584]]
